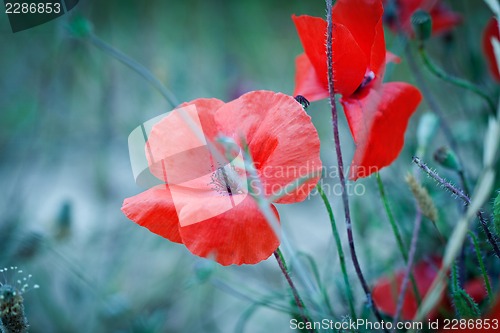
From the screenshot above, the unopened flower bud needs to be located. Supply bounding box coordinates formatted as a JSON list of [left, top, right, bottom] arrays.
[[412, 10, 432, 42]]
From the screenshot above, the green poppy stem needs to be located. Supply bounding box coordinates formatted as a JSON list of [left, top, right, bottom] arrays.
[[376, 173, 421, 304], [468, 231, 492, 300], [273, 248, 314, 332], [412, 156, 500, 258], [316, 183, 356, 320], [83, 33, 179, 108], [418, 44, 496, 117], [393, 207, 423, 328]]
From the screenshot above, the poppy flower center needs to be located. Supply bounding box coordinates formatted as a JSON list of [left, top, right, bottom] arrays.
[[209, 165, 245, 196], [359, 70, 375, 90]]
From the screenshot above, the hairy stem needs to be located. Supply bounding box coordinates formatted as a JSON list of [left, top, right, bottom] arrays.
[[317, 183, 356, 320], [413, 156, 500, 258], [274, 248, 313, 332], [325, 0, 385, 326], [468, 231, 492, 300]]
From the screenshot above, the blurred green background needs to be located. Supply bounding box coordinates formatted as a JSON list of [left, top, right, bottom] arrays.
[[0, 0, 498, 332]]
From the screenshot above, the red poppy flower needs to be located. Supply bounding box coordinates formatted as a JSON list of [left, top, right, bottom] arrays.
[[292, 0, 422, 180], [122, 91, 322, 266], [483, 18, 500, 82], [384, 0, 462, 36], [372, 257, 489, 321], [372, 257, 443, 320]]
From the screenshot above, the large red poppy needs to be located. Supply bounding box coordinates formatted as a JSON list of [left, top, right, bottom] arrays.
[[384, 0, 462, 36], [372, 257, 489, 321], [122, 91, 322, 266], [292, 0, 422, 180], [483, 18, 500, 82]]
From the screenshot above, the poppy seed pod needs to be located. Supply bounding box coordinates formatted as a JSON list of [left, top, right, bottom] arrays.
[[0, 285, 28, 333], [412, 10, 433, 42]]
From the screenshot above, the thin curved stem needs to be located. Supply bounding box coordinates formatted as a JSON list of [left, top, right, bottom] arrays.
[[86, 34, 179, 108], [404, 43, 463, 163], [468, 232, 492, 301], [392, 207, 423, 328], [376, 173, 421, 305], [413, 156, 500, 258], [316, 183, 356, 320], [418, 44, 496, 117], [325, 0, 386, 326], [273, 248, 313, 332]]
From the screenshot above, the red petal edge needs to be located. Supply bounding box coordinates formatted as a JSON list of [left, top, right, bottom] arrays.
[[179, 196, 280, 266], [122, 185, 182, 243], [342, 82, 422, 180]]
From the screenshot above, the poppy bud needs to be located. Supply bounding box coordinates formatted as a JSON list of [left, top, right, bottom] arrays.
[[412, 10, 432, 42], [433, 146, 461, 172], [54, 201, 72, 241], [68, 15, 93, 38]]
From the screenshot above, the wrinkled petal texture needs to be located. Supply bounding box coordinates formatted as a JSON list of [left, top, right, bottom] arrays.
[[122, 185, 279, 266], [122, 91, 322, 265], [292, 15, 367, 98], [146, 98, 225, 184], [122, 185, 182, 243], [331, 0, 386, 77], [179, 196, 280, 266], [293, 53, 330, 101], [342, 82, 422, 180], [215, 91, 322, 203], [483, 18, 500, 82], [372, 257, 443, 321]]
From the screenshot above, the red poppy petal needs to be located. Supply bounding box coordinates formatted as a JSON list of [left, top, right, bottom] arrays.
[[146, 98, 225, 183], [463, 278, 489, 304], [483, 18, 500, 82], [293, 53, 329, 102], [342, 82, 422, 180], [429, 3, 462, 35], [331, 0, 385, 75], [292, 15, 367, 97], [386, 51, 401, 65], [372, 257, 443, 320], [179, 196, 280, 266], [122, 185, 182, 243], [215, 91, 322, 203], [487, 296, 500, 319], [145, 98, 232, 192]]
